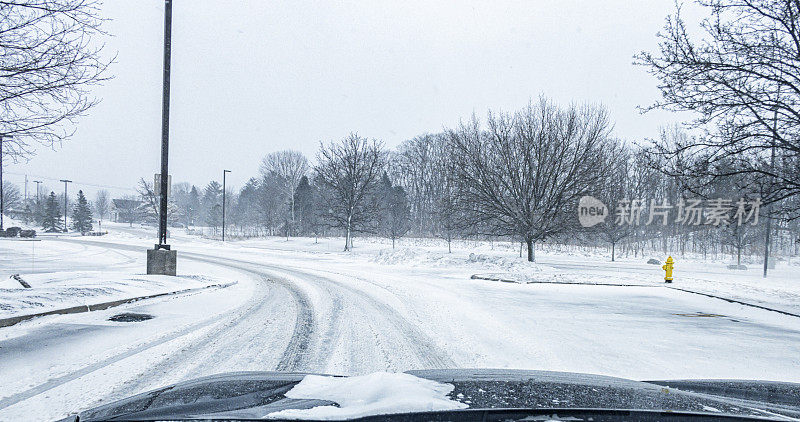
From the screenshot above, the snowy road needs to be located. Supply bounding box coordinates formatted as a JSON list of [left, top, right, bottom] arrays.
[[1, 231, 799, 421]]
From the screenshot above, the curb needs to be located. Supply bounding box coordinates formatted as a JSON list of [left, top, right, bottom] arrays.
[[471, 274, 800, 319], [0, 281, 236, 329], [470, 274, 654, 287], [665, 286, 800, 319]]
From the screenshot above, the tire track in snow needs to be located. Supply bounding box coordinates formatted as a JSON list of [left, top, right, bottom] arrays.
[[98, 274, 301, 401], [75, 238, 454, 369], [170, 249, 455, 370], [250, 263, 456, 370], [175, 252, 324, 372], [306, 267, 457, 369]]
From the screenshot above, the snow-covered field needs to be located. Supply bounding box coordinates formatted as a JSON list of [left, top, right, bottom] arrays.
[[1, 221, 799, 421]]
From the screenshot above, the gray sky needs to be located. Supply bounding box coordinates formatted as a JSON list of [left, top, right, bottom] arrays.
[[7, 0, 703, 200]]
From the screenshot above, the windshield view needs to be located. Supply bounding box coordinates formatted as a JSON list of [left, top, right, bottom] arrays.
[[1, 1, 799, 421]]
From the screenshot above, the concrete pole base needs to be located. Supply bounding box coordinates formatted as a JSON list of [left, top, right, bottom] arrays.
[[147, 248, 177, 276]]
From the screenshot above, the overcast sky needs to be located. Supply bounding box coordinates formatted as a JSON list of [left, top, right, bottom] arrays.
[[7, 0, 704, 200]]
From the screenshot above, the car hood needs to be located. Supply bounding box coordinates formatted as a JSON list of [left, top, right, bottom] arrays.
[[61, 369, 800, 421]]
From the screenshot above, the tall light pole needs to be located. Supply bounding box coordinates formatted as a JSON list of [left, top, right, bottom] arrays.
[[156, 0, 172, 250], [0, 134, 13, 231], [222, 169, 231, 241], [59, 179, 72, 232], [147, 0, 177, 275]]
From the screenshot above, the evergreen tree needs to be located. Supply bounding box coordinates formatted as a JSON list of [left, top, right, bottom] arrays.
[[42, 192, 62, 232], [377, 173, 411, 248], [206, 203, 222, 234], [71, 190, 93, 234], [23, 203, 32, 224], [187, 185, 201, 226], [294, 175, 320, 237]]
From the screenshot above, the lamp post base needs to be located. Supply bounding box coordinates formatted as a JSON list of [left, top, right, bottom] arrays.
[[147, 248, 177, 275]]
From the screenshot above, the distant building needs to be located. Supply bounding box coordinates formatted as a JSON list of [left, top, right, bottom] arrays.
[[112, 199, 144, 224]]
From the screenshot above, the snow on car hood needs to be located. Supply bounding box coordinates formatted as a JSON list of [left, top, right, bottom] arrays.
[[265, 372, 468, 420]]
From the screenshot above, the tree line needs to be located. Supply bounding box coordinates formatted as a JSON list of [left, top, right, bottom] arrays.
[[126, 93, 798, 263]]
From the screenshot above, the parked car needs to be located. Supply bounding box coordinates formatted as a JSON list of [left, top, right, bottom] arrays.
[[19, 229, 36, 238]]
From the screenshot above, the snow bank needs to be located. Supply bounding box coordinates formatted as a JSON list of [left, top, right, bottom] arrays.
[[370, 248, 659, 285], [373, 247, 555, 272], [266, 372, 467, 420], [0, 271, 228, 318]]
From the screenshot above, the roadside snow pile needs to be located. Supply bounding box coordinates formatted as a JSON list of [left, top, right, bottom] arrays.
[[266, 372, 467, 420], [473, 271, 654, 285], [373, 248, 556, 272], [372, 248, 464, 267], [0, 271, 227, 318]]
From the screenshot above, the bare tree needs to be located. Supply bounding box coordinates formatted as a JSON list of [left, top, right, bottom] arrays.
[[594, 146, 634, 261], [1, 0, 113, 160], [636, 0, 800, 217], [314, 133, 385, 251], [260, 150, 309, 235], [394, 134, 444, 234], [721, 222, 755, 266], [94, 189, 109, 221], [1, 182, 21, 211], [446, 98, 616, 262], [137, 178, 158, 223]]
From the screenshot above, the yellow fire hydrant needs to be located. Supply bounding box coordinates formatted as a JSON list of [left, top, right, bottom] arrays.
[[662, 256, 674, 283]]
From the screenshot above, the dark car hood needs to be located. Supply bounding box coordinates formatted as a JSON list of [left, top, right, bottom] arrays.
[[62, 369, 800, 421]]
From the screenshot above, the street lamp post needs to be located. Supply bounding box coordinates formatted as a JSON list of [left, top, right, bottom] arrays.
[[60, 179, 72, 232], [33, 180, 41, 224], [222, 169, 231, 241], [146, 0, 177, 275], [156, 0, 172, 250]]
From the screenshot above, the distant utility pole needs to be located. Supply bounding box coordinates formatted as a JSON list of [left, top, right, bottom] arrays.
[[33, 180, 42, 202], [0, 134, 14, 231], [60, 179, 72, 232], [222, 169, 231, 241]]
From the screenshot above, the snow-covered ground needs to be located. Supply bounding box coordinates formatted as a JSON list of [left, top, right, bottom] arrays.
[[1, 222, 799, 421], [0, 270, 229, 319]]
